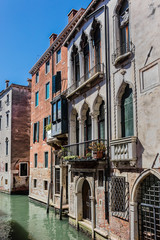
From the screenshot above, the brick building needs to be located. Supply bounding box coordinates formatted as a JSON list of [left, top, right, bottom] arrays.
[[29, 8, 85, 205], [0, 80, 31, 194]]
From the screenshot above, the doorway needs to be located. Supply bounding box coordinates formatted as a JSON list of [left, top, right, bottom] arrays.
[[82, 180, 91, 221]]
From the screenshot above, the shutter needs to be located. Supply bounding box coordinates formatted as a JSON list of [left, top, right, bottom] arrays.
[[52, 75, 56, 93], [56, 71, 61, 92], [33, 123, 35, 143], [37, 121, 39, 142], [43, 118, 45, 140], [48, 115, 51, 124]]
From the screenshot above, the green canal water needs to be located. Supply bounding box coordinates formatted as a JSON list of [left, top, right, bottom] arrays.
[[0, 193, 90, 240]]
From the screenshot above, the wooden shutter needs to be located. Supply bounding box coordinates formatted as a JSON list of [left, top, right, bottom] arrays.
[[56, 71, 61, 92], [33, 123, 35, 143], [48, 115, 51, 124], [52, 75, 56, 93], [43, 118, 45, 140]]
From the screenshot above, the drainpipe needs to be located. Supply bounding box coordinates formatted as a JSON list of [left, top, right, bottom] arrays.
[[104, 4, 110, 222]]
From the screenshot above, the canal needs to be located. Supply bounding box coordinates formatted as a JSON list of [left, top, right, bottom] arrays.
[[0, 193, 90, 240]]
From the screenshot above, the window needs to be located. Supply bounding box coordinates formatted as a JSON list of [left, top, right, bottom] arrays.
[[34, 179, 37, 188], [5, 138, 8, 155], [5, 179, 8, 185], [33, 122, 39, 143], [80, 32, 89, 79], [84, 108, 92, 141], [52, 71, 61, 93], [57, 100, 61, 119], [20, 163, 28, 176], [44, 152, 48, 168], [5, 163, 8, 172], [56, 49, 61, 63], [7, 94, 9, 104], [71, 45, 80, 85], [98, 170, 104, 187], [98, 101, 105, 139], [43, 116, 50, 140], [111, 177, 125, 212], [45, 60, 50, 74], [121, 85, 133, 137], [36, 72, 39, 83], [45, 82, 50, 99], [44, 180, 48, 190], [6, 113, 9, 127], [34, 153, 37, 168], [35, 91, 39, 107], [55, 153, 60, 165], [55, 168, 60, 194], [0, 101, 2, 110], [0, 117, 2, 130], [52, 103, 56, 122]]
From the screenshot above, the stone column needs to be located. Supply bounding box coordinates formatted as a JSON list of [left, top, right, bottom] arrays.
[[90, 112, 98, 140], [130, 202, 138, 240]]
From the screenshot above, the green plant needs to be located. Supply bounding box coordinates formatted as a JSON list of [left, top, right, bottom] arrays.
[[63, 155, 78, 161], [58, 147, 68, 158], [45, 123, 51, 131], [89, 141, 106, 152], [86, 152, 92, 158]]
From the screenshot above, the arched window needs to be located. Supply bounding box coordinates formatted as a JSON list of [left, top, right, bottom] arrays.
[[80, 32, 89, 80], [71, 45, 80, 86], [5, 138, 9, 155], [98, 101, 105, 139], [84, 108, 92, 141], [76, 113, 79, 155], [119, 0, 130, 54], [90, 18, 101, 70], [121, 85, 133, 137]]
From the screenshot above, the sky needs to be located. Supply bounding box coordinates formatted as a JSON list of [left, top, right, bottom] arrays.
[[0, 0, 91, 92]]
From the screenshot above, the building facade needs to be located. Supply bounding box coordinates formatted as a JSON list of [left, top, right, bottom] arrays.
[[0, 81, 31, 194], [29, 8, 85, 206]]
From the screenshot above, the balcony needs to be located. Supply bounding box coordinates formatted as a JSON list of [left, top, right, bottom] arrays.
[[58, 139, 107, 163], [112, 42, 135, 66], [46, 130, 66, 147], [110, 136, 137, 168], [67, 63, 104, 99]]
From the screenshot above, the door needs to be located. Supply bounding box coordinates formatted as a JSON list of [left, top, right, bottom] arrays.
[[138, 174, 160, 240], [82, 180, 91, 221]]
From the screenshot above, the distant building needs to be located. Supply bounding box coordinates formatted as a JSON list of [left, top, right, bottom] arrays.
[[29, 8, 85, 206], [0, 80, 31, 194]]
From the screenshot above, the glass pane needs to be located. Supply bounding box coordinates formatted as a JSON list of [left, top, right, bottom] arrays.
[[57, 100, 61, 119], [53, 103, 56, 121]]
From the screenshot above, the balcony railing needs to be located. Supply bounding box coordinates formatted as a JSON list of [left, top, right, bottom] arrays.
[[110, 136, 137, 167], [112, 41, 134, 65], [59, 139, 107, 162], [67, 63, 104, 97]]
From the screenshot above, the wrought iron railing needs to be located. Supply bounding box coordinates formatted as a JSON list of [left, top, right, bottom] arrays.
[[58, 139, 107, 162], [112, 41, 135, 63], [67, 63, 104, 96]]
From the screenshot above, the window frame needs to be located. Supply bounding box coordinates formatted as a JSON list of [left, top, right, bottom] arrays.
[[45, 82, 50, 100], [19, 162, 28, 177], [35, 91, 39, 107], [56, 49, 61, 64], [35, 71, 39, 84], [5, 163, 8, 172], [5, 138, 9, 155], [55, 168, 60, 194], [98, 170, 104, 187], [44, 152, 48, 168], [45, 60, 50, 74], [34, 179, 37, 188], [44, 180, 48, 191], [34, 153, 38, 168]]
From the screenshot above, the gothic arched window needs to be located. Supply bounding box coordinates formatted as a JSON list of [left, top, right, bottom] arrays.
[[80, 32, 89, 80], [98, 101, 105, 139], [71, 45, 80, 86]]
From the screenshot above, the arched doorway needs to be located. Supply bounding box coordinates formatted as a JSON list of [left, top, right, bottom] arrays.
[[82, 180, 91, 221], [137, 174, 160, 239]]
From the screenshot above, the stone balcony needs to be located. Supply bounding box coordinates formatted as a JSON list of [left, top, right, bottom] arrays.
[[46, 130, 67, 147], [110, 136, 137, 168]]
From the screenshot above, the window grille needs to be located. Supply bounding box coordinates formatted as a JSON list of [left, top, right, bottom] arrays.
[[110, 176, 129, 221]]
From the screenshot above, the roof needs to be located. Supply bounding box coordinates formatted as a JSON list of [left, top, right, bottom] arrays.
[[0, 84, 30, 97], [29, 8, 85, 76]]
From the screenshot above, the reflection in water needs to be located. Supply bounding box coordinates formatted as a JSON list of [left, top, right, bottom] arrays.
[[0, 193, 89, 240]]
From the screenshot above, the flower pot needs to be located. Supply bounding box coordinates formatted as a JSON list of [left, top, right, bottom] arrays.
[[96, 151, 103, 159]]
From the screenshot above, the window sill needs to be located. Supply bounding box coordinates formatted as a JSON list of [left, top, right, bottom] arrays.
[[114, 51, 132, 66]]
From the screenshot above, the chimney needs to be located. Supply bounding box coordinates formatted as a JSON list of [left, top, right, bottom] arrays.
[[5, 80, 9, 89], [68, 9, 78, 23], [27, 78, 32, 88], [49, 33, 57, 46]]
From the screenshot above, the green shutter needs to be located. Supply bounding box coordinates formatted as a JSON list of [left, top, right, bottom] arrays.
[[52, 75, 56, 93], [56, 71, 61, 92], [48, 115, 51, 124], [43, 119, 45, 140], [33, 123, 35, 143], [37, 121, 39, 142]]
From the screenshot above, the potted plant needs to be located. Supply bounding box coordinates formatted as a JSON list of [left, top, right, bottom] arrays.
[[45, 123, 51, 131], [89, 141, 106, 159]]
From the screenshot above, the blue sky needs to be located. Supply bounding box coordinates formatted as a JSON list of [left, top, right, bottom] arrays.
[[0, 0, 91, 92]]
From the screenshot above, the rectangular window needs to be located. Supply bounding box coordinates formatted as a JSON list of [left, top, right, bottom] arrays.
[[43, 116, 50, 140], [55, 168, 60, 194], [57, 100, 61, 119], [7, 94, 9, 104], [45, 60, 50, 74], [5, 163, 8, 172], [55, 153, 60, 166], [5, 179, 8, 185], [34, 179, 37, 188], [6, 139, 8, 155], [56, 49, 61, 63], [52, 103, 56, 122], [44, 180, 48, 190], [36, 72, 39, 83], [111, 177, 125, 212], [98, 170, 104, 187], [6, 113, 9, 127], [34, 153, 37, 168], [35, 91, 39, 107], [0, 101, 2, 109], [20, 163, 28, 176], [45, 82, 50, 99], [44, 152, 48, 168], [0, 117, 1, 130], [33, 122, 39, 143]]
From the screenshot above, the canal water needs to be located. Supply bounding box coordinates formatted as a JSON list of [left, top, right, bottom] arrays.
[[0, 193, 90, 240]]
